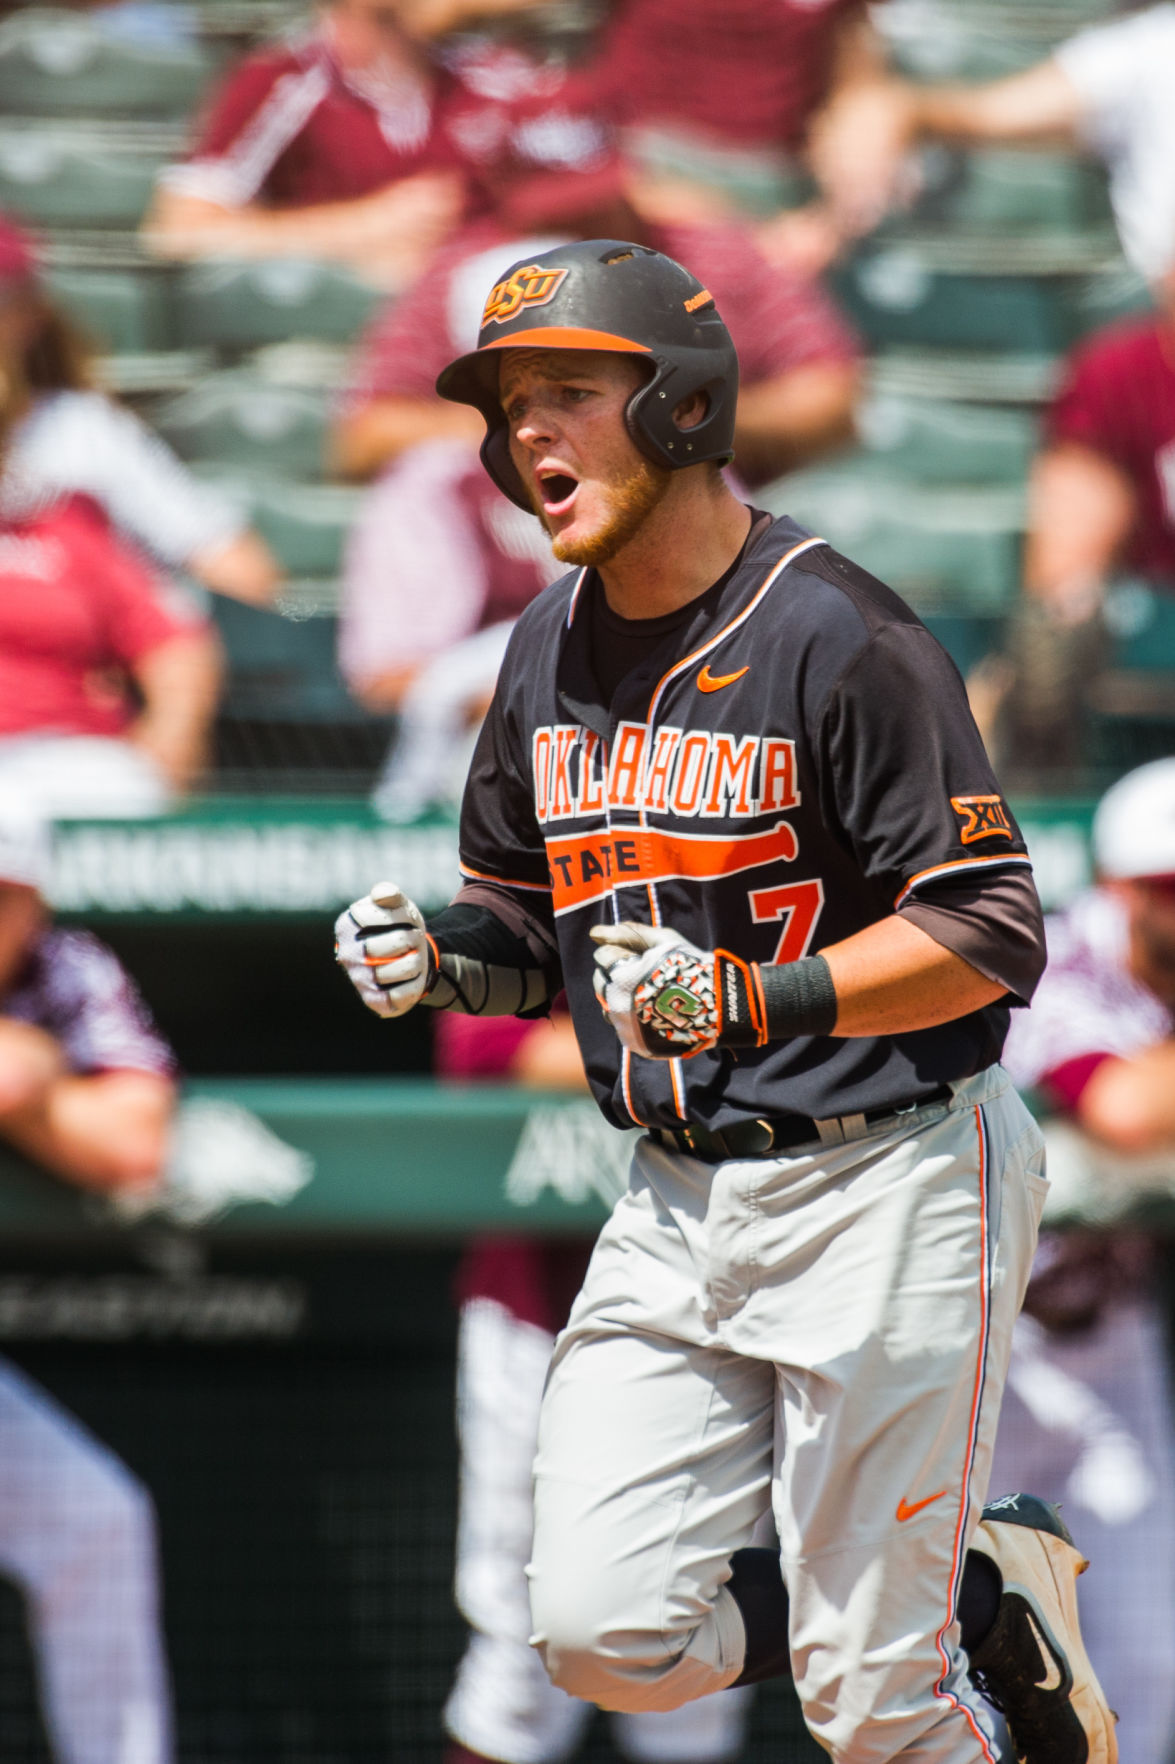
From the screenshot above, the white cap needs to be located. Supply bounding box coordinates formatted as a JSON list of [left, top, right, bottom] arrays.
[[1093, 758, 1175, 880], [0, 796, 51, 893]]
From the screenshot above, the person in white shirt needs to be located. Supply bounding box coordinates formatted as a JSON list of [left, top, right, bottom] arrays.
[[806, 2, 1175, 283]]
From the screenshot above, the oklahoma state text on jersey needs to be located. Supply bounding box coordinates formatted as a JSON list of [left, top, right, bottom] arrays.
[[458, 515, 1033, 1133]]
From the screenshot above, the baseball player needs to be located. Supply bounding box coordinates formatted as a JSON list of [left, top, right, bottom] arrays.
[[336, 240, 1116, 1762], [991, 757, 1175, 1764]]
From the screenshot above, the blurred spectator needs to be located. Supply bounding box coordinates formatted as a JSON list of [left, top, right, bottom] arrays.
[[335, 216, 861, 718], [142, 0, 619, 287], [581, 0, 893, 273], [0, 492, 221, 817], [996, 758, 1175, 1764], [438, 1007, 754, 1764], [0, 215, 280, 610], [974, 258, 1175, 774], [0, 803, 176, 1764], [808, 1, 1175, 277]]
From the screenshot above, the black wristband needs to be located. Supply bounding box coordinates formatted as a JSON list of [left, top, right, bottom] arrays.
[[760, 955, 838, 1040], [715, 951, 837, 1047]]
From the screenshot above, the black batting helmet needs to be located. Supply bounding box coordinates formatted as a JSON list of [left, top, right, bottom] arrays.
[[435, 239, 739, 511]]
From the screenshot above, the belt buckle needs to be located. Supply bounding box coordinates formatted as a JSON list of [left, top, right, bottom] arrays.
[[742, 1118, 775, 1156]]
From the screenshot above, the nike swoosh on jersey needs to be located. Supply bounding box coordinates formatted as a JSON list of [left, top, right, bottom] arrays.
[[896, 1490, 947, 1522], [697, 664, 749, 692]]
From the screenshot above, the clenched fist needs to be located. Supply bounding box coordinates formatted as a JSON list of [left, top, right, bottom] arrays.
[[335, 882, 437, 1019]]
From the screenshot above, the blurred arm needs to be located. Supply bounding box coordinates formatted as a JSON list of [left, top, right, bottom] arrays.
[[142, 175, 461, 283], [187, 529, 283, 606], [809, 59, 1083, 240], [0, 1018, 174, 1192], [733, 359, 861, 481], [128, 627, 225, 795], [508, 1016, 589, 1091], [1077, 1042, 1175, 1154], [332, 398, 484, 481], [1022, 442, 1137, 620]]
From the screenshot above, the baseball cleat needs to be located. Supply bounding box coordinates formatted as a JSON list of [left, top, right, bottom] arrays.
[[966, 1493, 1117, 1764]]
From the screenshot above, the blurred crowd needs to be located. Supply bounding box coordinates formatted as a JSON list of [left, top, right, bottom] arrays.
[[3, 1, 1175, 1762], [1, 0, 1174, 813]]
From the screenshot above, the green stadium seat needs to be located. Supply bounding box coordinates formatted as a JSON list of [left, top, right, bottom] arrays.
[[915, 148, 1111, 234], [174, 260, 382, 349], [764, 470, 1024, 611], [833, 244, 1078, 353], [153, 372, 328, 478], [213, 601, 360, 723], [0, 129, 164, 229], [858, 392, 1038, 485], [1108, 583, 1175, 671], [218, 479, 360, 578], [0, 11, 212, 117], [45, 263, 173, 353]]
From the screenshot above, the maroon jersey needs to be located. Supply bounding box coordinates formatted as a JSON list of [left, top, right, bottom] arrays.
[[585, 0, 865, 152], [164, 29, 616, 225], [5, 928, 175, 1079], [1048, 315, 1175, 587]]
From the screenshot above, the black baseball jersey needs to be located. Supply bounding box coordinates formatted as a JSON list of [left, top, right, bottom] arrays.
[[458, 513, 1034, 1132]]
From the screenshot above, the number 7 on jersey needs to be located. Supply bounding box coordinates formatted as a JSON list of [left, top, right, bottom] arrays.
[[748, 879, 825, 964]]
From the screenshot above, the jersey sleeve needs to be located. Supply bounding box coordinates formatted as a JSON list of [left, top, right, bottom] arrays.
[[157, 50, 323, 208], [66, 398, 244, 568], [1054, 11, 1151, 157], [815, 619, 1031, 911], [41, 932, 178, 1078], [1045, 330, 1133, 468]]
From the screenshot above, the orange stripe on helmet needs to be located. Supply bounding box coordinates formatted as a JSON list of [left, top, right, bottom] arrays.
[[478, 327, 652, 354]]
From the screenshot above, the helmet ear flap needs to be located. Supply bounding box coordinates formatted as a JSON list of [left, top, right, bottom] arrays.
[[481, 422, 532, 512]]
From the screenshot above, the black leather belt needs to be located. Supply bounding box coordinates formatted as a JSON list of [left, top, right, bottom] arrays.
[[654, 1085, 953, 1164]]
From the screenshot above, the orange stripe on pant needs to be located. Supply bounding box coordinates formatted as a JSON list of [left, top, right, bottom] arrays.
[[545, 821, 798, 915]]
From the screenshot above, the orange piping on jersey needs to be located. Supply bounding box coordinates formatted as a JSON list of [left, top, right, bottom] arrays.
[[620, 1048, 647, 1127], [893, 853, 1033, 911], [645, 534, 826, 726], [932, 1105, 998, 1763], [458, 862, 552, 893], [546, 821, 799, 916]]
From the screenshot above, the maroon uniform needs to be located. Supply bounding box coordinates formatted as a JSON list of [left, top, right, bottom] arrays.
[[1047, 315, 1175, 587], [162, 29, 617, 226]]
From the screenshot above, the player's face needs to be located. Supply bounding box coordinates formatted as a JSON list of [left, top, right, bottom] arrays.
[[1120, 876, 1175, 1005], [0, 883, 43, 997], [501, 349, 671, 567]]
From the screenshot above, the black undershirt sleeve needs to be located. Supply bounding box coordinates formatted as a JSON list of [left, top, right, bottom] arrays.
[[423, 884, 562, 1018]]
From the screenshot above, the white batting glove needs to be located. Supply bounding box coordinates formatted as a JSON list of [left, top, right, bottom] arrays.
[[590, 921, 720, 1060], [334, 881, 436, 1019]]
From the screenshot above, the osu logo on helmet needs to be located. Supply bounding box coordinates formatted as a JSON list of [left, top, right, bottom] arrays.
[[481, 264, 569, 328]]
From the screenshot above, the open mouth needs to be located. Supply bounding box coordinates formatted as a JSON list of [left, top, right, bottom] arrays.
[[537, 469, 579, 516]]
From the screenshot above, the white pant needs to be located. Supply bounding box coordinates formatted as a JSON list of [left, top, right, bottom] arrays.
[[0, 737, 171, 819], [529, 1067, 1047, 1764], [991, 1299, 1175, 1764], [0, 1357, 173, 1764], [445, 1297, 752, 1763]]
